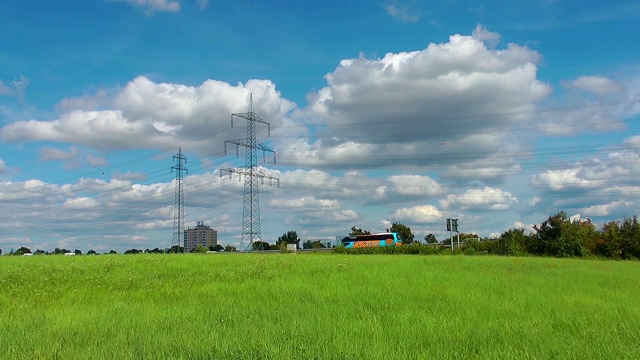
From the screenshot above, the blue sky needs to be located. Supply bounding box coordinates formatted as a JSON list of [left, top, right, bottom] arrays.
[[1, 0, 639, 253]]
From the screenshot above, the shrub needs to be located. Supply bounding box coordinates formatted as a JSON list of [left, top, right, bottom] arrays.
[[332, 243, 445, 255], [463, 246, 476, 256], [496, 228, 529, 256]]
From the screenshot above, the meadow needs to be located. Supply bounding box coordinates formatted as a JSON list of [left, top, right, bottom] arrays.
[[1, 253, 639, 359]]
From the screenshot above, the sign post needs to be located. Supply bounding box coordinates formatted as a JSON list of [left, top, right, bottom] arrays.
[[452, 218, 459, 248], [447, 218, 460, 249], [446, 218, 453, 250]]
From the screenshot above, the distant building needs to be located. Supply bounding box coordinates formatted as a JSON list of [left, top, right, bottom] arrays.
[[184, 221, 218, 253], [570, 214, 592, 225]]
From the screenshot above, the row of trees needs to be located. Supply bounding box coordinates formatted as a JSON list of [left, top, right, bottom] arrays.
[[115, 244, 236, 254], [0, 223, 425, 255], [3, 247, 88, 256], [350, 223, 441, 244], [296, 213, 640, 259], [122, 244, 237, 254], [3, 212, 639, 259], [1, 244, 238, 256], [489, 211, 640, 259], [250, 231, 331, 251], [334, 212, 640, 260], [349, 223, 455, 244]]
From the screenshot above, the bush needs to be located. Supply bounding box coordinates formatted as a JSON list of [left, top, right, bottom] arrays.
[[193, 245, 208, 253], [496, 228, 529, 256], [333, 243, 445, 255]]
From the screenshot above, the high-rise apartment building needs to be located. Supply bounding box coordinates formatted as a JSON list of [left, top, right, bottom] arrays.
[[184, 221, 218, 252]]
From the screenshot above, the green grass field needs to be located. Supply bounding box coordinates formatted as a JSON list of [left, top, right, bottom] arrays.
[[1, 253, 639, 359]]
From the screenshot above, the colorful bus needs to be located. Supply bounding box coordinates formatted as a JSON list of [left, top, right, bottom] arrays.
[[341, 232, 402, 248]]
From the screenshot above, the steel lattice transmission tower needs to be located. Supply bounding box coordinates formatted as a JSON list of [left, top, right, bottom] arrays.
[[221, 94, 279, 251], [171, 147, 188, 252]]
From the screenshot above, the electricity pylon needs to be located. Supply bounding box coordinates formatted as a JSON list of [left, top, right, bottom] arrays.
[[171, 147, 188, 252], [221, 94, 279, 251]]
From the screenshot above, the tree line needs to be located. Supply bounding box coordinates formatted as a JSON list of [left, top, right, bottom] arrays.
[[489, 211, 640, 259], [1, 244, 238, 256], [338, 212, 640, 259], [2, 211, 639, 259]]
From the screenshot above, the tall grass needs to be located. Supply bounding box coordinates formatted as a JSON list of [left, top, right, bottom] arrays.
[[1, 254, 639, 359]]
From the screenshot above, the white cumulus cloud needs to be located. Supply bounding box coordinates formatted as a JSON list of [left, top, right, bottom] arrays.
[[472, 24, 501, 48], [531, 168, 595, 191], [440, 187, 518, 211], [63, 197, 99, 209], [390, 205, 442, 223], [294, 27, 551, 181], [40, 146, 78, 162], [0, 76, 295, 155], [567, 76, 624, 96], [388, 175, 445, 196]]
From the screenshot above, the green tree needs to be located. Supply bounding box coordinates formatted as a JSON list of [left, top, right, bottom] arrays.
[[209, 244, 224, 252], [276, 230, 301, 247], [15, 247, 32, 255], [303, 240, 327, 249], [496, 228, 529, 256], [616, 216, 640, 259], [252, 241, 271, 250], [532, 211, 565, 255], [54, 247, 69, 255], [349, 227, 371, 236], [533, 211, 587, 257], [34, 249, 46, 255], [389, 223, 415, 244], [562, 218, 597, 257], [313, 241, 326, 249], [109, 250, 118, 254], [87, 249, 97, 255], [424, 233, 437, 243], [440, 233, 478, 245], [599, 220, 620, 258], [193, 244, 209, 253], [224, 245, 236, 252]]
